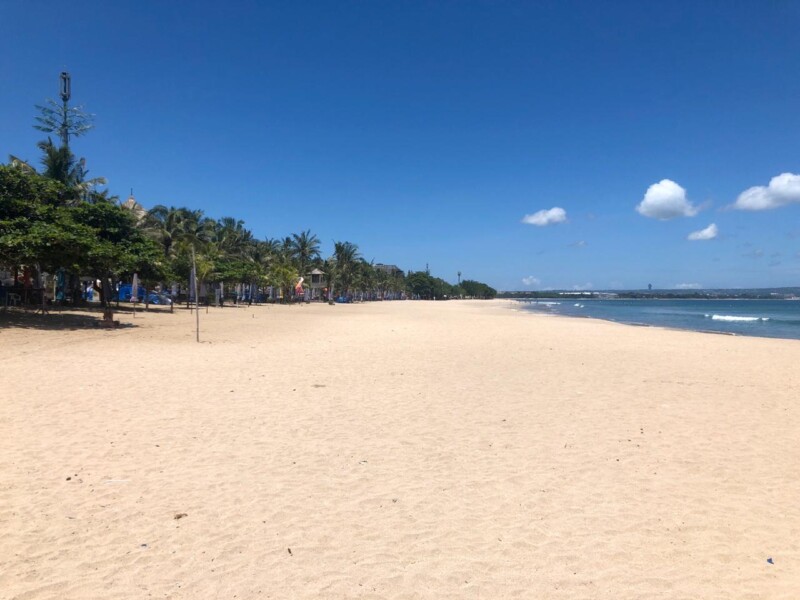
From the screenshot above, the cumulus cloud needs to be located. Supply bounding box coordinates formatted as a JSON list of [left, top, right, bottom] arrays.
[[521, 276, 540, 287], [636, 179, 699, 220], [687, 223, 718, 241], [572, 282, 593, 291], [733, 173, 800, 210], [675, 283, 702, 290], [522, 207, 567, 226]]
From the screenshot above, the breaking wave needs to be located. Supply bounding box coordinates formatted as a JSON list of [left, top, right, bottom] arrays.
[[705, 314, 769, 322]]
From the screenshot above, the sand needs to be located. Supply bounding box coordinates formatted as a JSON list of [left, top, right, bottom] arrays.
[[1, 299, 799, 599]]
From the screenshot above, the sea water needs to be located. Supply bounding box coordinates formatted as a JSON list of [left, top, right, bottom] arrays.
[[517, 298, 800, 340]]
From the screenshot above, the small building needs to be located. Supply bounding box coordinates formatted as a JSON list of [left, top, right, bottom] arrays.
[[308, 268, 326, 300]]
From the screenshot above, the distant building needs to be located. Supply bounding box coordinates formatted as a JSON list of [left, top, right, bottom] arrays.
[[121, 193, 147, 224], [374, 263, 404, 277]]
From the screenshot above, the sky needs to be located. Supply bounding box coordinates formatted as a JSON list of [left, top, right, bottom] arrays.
[[2, 0, 800, 291]]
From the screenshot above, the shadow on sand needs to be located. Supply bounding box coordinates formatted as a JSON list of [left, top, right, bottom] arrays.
[[0, 307, 138, 331]]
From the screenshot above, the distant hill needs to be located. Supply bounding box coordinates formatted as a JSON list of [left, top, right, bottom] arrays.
[[498, 288, 800, 300]]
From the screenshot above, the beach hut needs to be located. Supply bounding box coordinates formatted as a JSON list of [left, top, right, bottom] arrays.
[[308, 268, 326, 300]]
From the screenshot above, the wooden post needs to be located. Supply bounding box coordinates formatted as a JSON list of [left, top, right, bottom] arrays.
[[192, 246, 200, 343]]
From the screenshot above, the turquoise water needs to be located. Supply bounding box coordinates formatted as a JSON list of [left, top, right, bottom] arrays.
[[518, 298, 800, 340]]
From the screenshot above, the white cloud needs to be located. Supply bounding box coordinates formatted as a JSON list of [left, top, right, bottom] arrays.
[[521, 276, 540, 287], [636, 179, 699, 220], [687, 223, 718, 241], [522, 207, 567, 226], [733, 173, 800, 210], [569, 240, 587, 248], [572, 282, 593, 291], [675, 283, 702, 290]]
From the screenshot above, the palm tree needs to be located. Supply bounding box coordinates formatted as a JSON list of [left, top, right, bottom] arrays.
[[262, 237, 284, 260], [268, 263, 299, 303], [11, 141, 106, 204], [213, 217, 253, 257], [144, 205, 186, 258], [332, 241, 360, 298], [176, 209, 215, 251], [289, 230, 321, 279]]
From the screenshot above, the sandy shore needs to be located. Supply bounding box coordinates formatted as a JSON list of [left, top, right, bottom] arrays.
[[1, 300, 799, 598]]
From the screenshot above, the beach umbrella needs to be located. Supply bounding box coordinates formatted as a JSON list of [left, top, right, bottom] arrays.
[[131, 273, 139, 302]]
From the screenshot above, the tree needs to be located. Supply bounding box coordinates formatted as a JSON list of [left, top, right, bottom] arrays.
[[268, 263, 299, 303], [36, 138, 106, 203], [353, 259, 377, 300], [143, 205, 185, 258], [145, 206, 214, 259], [213, 217, 253, 257], [1, 165, 78, 271], [290, 230, 321, 278], [406, 271, 435, 299], [461, 279, 497, 299], [332, 241, 360, 296], [0, 166, 165, 306]]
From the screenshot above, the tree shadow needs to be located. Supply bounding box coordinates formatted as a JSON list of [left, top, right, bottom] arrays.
[[0, 307, 138, 331]]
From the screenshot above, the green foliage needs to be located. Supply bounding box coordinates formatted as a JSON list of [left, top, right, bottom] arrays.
[[405, 271, 454, 299], [332, 241, 360, 293], [460, 279, 497, 299], [268, 263, 299, 302], [290, 230, 321, 277], [0, 166, 165, 290]]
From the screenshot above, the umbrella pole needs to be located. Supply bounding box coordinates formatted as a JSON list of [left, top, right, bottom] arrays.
[[192, 246, 200, 343]]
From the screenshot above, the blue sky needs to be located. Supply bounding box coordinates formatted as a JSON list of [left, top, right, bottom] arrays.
[[2, 1, 800, 290]]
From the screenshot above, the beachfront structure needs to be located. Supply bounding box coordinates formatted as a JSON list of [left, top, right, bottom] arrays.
[[375, 263, 404, 277], [308, 268, 326, 300]]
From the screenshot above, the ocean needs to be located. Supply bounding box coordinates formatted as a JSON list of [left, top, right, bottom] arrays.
[[517, 298, 800, 340]]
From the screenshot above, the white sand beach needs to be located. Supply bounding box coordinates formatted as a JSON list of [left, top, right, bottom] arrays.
[[2, 300, 799, 598]]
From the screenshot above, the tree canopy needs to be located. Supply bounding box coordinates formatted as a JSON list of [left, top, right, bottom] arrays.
[[2, 82, 497, 307]]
